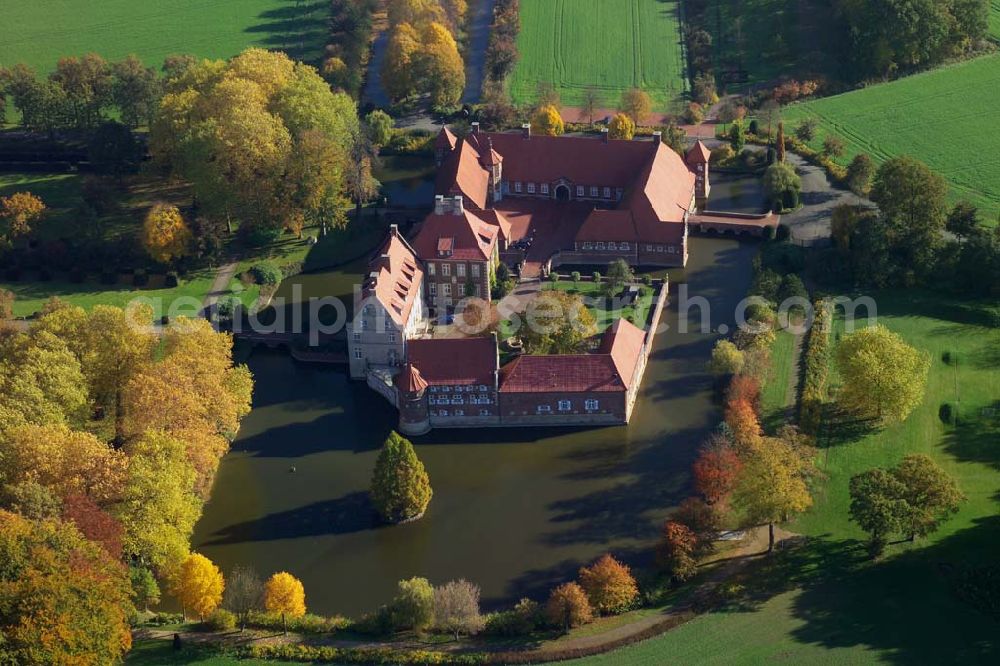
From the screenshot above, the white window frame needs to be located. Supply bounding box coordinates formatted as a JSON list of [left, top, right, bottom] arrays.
[[442, 263, 451, 277], [442, 283, 452, 297], [541, 183, 550, 195], [439, 409, 449, 416], [590, 186, 599, 197], [515, 181, 523, 193], [608, 241, 617, 250], [353, 332, 361, 342], [353, 348, 363, 360], [558, 400, 571, 411], [620, 242, 629, 250], [479, 409, 490, 416], [471, 263, 480, 278], [388, 332, 396, 342], [576, 185, 585, 197], [527, 182, 536, 194], [429, 282, 437, 296], [582, 242, 593, 250], [656, 245, 664, 253], [454, 409, 464, 416], [615, 188, 623, 200], [457, 263, 466, 277], [585, 399, 599, 411], [428, 263, 436, 276], [597, 242, 606, 250], [603, 187, 611, 198], [537, 404, 552, 413]]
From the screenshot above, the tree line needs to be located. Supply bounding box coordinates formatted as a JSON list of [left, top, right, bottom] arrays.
[[381, 0, 468, 109], [683, 0, 991, 92], [0, 303, 252, 663]]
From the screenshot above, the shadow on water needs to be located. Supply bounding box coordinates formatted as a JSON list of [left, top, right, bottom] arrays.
[[193, 237, 759, 615]]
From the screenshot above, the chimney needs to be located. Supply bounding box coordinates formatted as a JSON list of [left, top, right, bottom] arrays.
[[389, 223, 399, 236], [434, 195, 445, 215], [652, 131, 662, 145], [471, 121, 480, 134], [601, 127, 609, 143], [452, 196, 464, 215], [521, 123, 531, 139]]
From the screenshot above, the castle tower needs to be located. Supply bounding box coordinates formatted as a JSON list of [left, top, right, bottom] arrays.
[[396, 363, 431, 436], [434, 126, 458, 167], [685, 141, 712, 211]]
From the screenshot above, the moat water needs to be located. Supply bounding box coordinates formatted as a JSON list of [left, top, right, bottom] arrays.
[[192, 236, 758, 617]]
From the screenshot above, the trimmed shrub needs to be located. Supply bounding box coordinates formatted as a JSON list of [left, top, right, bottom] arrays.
[[549, 272, 560, 283], [203, 608, 236, 632], [250, 261, 282, 286], [571, 271, 581, 283], [592, 271, 601, 283]]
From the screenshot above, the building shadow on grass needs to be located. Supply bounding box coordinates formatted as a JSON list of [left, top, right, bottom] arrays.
[[201, 491, 378, 546]]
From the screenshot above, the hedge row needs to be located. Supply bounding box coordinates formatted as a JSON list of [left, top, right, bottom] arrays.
[[748, 132, 848, 185], [799, 299, 832, 434], [242, 644, 488, 665]]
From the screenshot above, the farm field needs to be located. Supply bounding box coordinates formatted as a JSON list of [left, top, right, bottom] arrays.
[[508, 0, 686, 108], [783, 53, 1000, 220], [573, 290, 1000, 664], [0, 0, 328, 74]]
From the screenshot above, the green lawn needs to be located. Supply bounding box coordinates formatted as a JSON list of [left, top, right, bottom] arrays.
[[760, 327, 797, 431], [508, 0, 687, 108], [783, 53, 1000, 221], [571, 290, 1000, 664], [544, 280, 654, 331], [0, 0, 328, 74]]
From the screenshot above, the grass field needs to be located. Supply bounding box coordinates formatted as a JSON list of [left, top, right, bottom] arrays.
[[784, 53, 1000, 220], [0, 0, 328, 74], [992, 1, 1000, 38], [508, 0, 687, 108], [125, 640, 304, 666], [760, 327, 798, 431], [571, 290, 1000, 664]]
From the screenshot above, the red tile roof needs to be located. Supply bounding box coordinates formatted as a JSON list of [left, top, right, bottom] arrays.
[[499, 354, 625, 393], [396, 363, 428, 393], [435, 140, 490, 209], [411, 208, 499, 262], [575, 209, 639, 242], [475, 208, 513, 241], [408, 337, 497, 386], [435, 126, 457, 152], [686, 140, 711, 164], [599, 319, 646, 389], [360, 228, 424, 328], [499, 321, 647, 393]]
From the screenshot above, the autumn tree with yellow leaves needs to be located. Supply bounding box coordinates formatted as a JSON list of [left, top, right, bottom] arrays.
[[172, 553, 225, 621], [381, 1, 466, 108], [0, 511, 134, 665], [531, 104, 564, 136], [150, 48, 359, 236], [608, 113, 635, 141], [0, 191, 45, 241], [142, 203, 192, 264], [265, 572, 307, 634], [732, 433, 818, 552]]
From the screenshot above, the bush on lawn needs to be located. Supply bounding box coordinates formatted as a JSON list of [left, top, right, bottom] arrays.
[[250, 261, 282, 286]]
